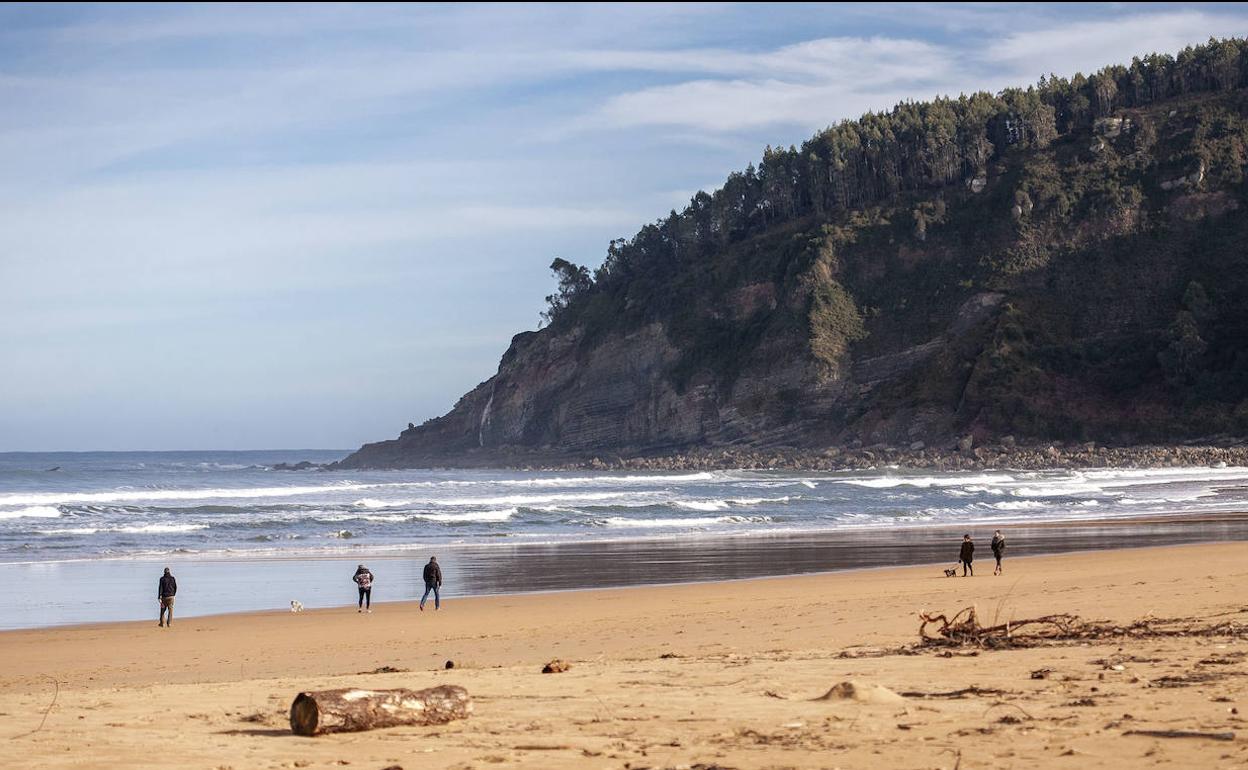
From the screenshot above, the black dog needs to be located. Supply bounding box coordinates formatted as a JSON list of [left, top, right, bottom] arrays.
[[943, 568, 958, 578]]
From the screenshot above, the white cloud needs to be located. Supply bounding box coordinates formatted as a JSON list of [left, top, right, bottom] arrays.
[[984, 10, 1245, 80], [573, 36, 962, 133], [569, 36, 951, 82], [592, 78, 903, 133], [572, 10, 1245, 134]]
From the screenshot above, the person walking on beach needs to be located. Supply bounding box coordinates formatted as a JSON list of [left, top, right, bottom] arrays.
[[959, 534, 975, 577], [353, 564, 374, 613], [991, 529, 1006, 575], [157, 567, 177, 627], [420, 556, 442, 611]]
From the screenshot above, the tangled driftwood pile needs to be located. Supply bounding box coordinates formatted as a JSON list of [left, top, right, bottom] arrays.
[[917, 606, 1248, 650]]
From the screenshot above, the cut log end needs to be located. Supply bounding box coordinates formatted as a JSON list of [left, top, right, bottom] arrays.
[[290, 692, 321, 736]]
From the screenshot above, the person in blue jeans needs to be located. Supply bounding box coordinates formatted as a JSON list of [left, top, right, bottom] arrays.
[[420, 556, 442, 611]]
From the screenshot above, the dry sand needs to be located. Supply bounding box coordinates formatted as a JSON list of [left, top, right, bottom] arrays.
[[1, 542, 1246, 769]]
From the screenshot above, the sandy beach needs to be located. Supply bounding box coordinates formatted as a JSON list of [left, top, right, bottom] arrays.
[[1, 541, 1245, 769]]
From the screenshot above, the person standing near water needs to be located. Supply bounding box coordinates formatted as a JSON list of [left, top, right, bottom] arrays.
[[157, 567, 177, 627], [991, 530, 1006, 575], [959, 534, 975, 577], [354, 564, 374, 613], [420, 556, 442, 611]]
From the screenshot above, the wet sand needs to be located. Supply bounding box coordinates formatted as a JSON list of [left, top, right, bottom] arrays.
[[1, 541, 1245, 769], [3, 512, 1248, 630]]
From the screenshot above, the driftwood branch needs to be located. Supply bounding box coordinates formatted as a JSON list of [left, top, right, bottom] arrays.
[[1124, 729, 1235, 741], [917, 606, 1248, 650]]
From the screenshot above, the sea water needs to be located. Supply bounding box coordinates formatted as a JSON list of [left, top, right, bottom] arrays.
[[4, 450, 1248, 563], [3, 450, 1248, 628]]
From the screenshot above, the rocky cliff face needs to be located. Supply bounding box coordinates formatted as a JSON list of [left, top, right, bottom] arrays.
[[340, 63, 1248, 469], [343, 320, 814, 468]]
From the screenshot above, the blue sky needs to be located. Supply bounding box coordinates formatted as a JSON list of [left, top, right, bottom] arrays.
[[2, 3, 1246, 451]]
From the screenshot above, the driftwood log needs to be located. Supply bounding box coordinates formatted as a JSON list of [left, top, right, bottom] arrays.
[[289, 684, 471, 736]]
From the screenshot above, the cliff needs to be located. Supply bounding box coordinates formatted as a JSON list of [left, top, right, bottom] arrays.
[[340, 39, 1248, 469]]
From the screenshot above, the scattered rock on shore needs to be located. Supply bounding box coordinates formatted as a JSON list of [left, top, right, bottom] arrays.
[[815, 680, 905, 705]]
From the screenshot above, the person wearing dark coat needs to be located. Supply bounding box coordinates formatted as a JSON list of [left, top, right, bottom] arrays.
[[158, 567, 177, 627], [959, 534, 975, 577], [420, 556, 442, 611], [353, 564, 374, 613], [991, 530, 1006, 575]]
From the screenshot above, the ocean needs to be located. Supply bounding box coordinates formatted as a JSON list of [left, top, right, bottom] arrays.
[[2, 450, 1248, 629]]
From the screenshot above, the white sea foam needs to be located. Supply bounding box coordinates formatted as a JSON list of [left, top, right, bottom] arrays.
[[341, 492, 638, 509], [412, 508, 517, 523], [989, 500, 1046, 510], [600, 515, 771, 529], [114, 524, 209, 534], [33, 523, 207, 535], [486, 471, 721, 487], [442, 491, 631, 506], [0, 482, 374, 508], [1007, 484, 1109, 498], [838, 474, 1017, 489], [1118, 492, 1213, 505], [1079, 466, 1248, 482], [674, 496, 791, 512], [0, 505, 63, 519], [676, 500, 730, 512]]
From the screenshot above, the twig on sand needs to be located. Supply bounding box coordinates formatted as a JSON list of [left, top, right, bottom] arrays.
[[984, 701, 1035, 721], [898, 686, 1012, 699], [939, 747, 963, 770], [1123, 729, 1235, 741], [990, 578, 1023, 628], [10, 675, 59, 740]]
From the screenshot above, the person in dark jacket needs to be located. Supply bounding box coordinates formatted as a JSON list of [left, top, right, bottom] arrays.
[[158, 567, 177, 627], [991, 530, 1006, 575], [353, 564, 374, 613], [420, 556, 442, 611], [959, 534, 975, 577]]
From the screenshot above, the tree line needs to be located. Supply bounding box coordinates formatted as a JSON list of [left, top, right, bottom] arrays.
[[543, 37, 1248, 327]]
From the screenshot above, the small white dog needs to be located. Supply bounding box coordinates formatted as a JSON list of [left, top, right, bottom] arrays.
[[290, 600, 304, 613]]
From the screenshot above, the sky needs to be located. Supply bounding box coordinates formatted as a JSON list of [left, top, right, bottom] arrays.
[[2, 3, 1247, 452]]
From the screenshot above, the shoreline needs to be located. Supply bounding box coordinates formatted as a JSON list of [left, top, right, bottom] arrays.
[[8, 535, 1239, 635], [3, 511, 1246, 631]]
